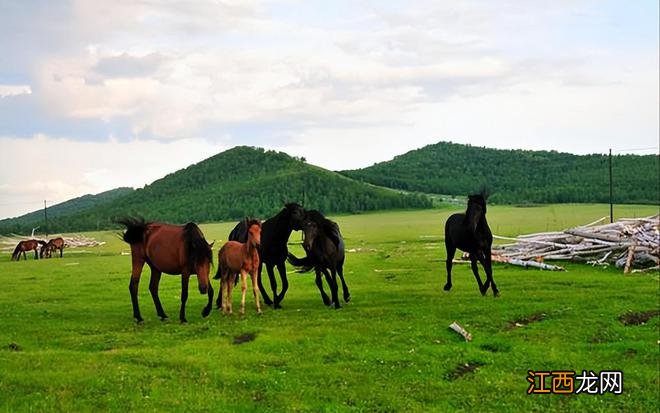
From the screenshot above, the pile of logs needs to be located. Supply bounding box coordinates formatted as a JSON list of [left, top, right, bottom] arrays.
[[492, 215, 659, 273]]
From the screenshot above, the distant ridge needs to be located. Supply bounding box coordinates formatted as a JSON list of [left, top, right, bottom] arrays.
[[0, 187, 134, 234], [341, 141, 658, 205], [0, 147, 430, 235]]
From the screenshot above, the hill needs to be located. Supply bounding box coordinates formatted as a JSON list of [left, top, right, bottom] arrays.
[[0, 147, 431, 234], [0, 187, 134, 235], [341, 141, 659, 204]]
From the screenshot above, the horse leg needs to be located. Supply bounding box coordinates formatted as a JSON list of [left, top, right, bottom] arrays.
[[221, 276, 228, 314], [265, 263, 278, 307], [478, 250, 499, 297], [34, 248, 38, 260], [251, 270, 262, 314], [315, 268, 331, 306], [470, 254, 487, 296], [322, 268, 338, 307], [240, 270, 248, 315], [179, 273, 190, 323], [444, 242, 456, 291], [274, 262, 288, 309], [337, 263, 350, 302], [329, 268, 341, 309], [202, 282, 214, 318], [129, 251, 146, 323], [148, 267, 168, 321], [59, 247, 63, 258], [226, 274, 234, 315], [257, 263, 273, 306], [216, 270, 223, 309]]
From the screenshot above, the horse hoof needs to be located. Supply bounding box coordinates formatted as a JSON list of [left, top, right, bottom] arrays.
[[135, 319, 144, 325], [274, 303, 283, 310], [480, 289, 487, 296], [180, 320, 188, 324], [443, 284, 452, 291], [493, 290, 500, 298], [201, 308, 211, 318], [344, 295, 351, 302], [160, 316, 169, 322]]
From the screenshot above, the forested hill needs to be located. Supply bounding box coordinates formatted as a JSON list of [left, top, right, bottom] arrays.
[[341, 142, 658, 204], [0, 187, 134, 233], [0, 147, 431, 234]]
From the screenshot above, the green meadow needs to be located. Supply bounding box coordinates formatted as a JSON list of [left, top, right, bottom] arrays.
[[0, 204, 658, 412]]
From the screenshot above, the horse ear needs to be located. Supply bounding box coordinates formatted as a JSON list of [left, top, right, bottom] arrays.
[[208, 241, 215, 248]]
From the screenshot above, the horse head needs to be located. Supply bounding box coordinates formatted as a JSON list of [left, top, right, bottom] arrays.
[[466, 193, 487, 233], [246, 219, 262, 250], [285, 202, 306, 230], [302, 220, 319, 252]]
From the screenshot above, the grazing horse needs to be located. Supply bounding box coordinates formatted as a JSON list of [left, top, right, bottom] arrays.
[[228, 203, 306, 308], [40, 237, 65, 258], [11, 239, 41, 261], [288, 210, 349, 309], [443, 190, 499, 296], [215, 219, 262, 315], [118, 218, 214, 323]]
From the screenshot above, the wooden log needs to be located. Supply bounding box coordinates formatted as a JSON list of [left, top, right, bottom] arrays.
[[623, 246, 636, 274]]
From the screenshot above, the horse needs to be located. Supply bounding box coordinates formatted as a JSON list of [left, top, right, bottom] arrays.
[[40, 237, 65, 258], [443, 189, 499, 297], [118, 218, 214, 323], [214, 219, 262, 315], [288, 210, 349, 309], [11, 239, 42, 261], [228, 203, 306, 309]]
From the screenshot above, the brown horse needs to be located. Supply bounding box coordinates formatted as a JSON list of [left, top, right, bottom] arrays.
[[214, 219, 262, 315], [11, 239, 42, 261], [40, 237, 65, 258], [118, 218, 214, 324]]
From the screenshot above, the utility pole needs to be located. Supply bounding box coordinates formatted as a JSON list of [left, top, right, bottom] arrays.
[[608, 149, 613, 223], [44, 200, 49, 236]]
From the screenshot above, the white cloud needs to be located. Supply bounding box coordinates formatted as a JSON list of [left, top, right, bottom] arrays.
[[0, 135, 229, 219], [0, 85, 31, 98]]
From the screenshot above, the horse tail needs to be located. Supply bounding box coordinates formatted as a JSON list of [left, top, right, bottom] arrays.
[[182, 222, 212, 272], [117, 217, 148, 244], [287, 252, 314, 273], [11, 242, 22, 261], [213, 248, 223, 280]]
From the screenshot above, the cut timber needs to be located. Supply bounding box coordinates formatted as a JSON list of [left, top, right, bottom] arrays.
[[492, 215, 658, 273]]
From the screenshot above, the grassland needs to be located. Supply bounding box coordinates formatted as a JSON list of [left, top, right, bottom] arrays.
[[0, 204, 658, 412]]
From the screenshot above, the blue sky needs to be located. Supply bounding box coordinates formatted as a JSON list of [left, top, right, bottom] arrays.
[[0, 0, 658, 219]]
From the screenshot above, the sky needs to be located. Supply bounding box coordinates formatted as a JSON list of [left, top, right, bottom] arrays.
[[0, 0, 658, 219]]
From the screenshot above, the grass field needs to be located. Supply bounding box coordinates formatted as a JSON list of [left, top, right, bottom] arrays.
[[0, 204, 658, 412]]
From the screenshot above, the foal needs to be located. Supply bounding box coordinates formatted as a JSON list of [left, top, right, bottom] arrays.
[[215, 219, 262, 315]]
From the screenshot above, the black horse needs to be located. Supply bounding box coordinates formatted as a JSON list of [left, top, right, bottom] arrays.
[[443, 190, 499, 297], [288, 210, 349, 309], [228, 203, 306, 308]]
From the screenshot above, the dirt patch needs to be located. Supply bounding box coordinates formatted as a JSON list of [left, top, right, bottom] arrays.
[[480, 342, 511, 353], [505, 312, 546, 330], [618, 310, 659, 326], [445, 361, 484, 381], [233, 332, 257, 345]]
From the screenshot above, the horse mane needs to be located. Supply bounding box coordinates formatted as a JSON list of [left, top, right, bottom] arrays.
[[303, 210, 342, 248], [244, 218, 261, 228], [117, 217, 149, 244], [182, 222, 212, 272]]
